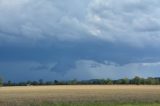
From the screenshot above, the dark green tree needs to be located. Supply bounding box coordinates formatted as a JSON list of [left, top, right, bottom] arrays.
[[39, 79, 44, 85], [27, 80, 32, 85], [32, 81, 39, 85], [105, 79, 113, 85], [7, 81, 13, 86], [121, 78, 130, 84], [0, 77, 3, 86], [46, 81, 53, 85], [69, 79, 78, 85], [146, 77, 158, 85], [132, 76, 142, 85], [54, 80, 59, 85]]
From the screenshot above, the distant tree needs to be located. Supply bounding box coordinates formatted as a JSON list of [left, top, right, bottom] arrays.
[[39, 79, 44, 85], [114, 79, 122, 84], [69, 79, 78, 85], [155, 78, 160, 85], [31, 81, 39, 85], [7, 80, 12, 86], [105, 79, 113, 85], [123, 78, 130, 84], [132, 76, 141, 85], [98, 79, 106, 84], [19, 82, 27, 86], [54, 80, 59, 85], [0, 77, 3, 86], [27, 81, 32, 85], [2, 76, 160, 86], [46, 81, 53, 85], [139, 78, 146, 85], [146, 77, 158, 85]]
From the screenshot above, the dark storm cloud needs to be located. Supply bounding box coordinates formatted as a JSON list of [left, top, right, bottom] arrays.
[[1, 0, 160, 81]]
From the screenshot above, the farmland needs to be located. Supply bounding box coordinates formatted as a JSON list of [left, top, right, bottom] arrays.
[[0, 85, 160, 106]]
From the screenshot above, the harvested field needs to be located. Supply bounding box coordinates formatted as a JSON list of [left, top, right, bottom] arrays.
[[0, 85, 160, 106]]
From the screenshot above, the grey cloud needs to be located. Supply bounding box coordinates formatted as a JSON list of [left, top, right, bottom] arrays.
[[65, 60, 160, 80], [0, 0, 90, 44], [30, 63, 56, 71], [0, 61, 60, 82], [1, 60, 160, 82], [0, 0, 160, 47], [1, 0, 160, 82], [86, 0, 160, 47]]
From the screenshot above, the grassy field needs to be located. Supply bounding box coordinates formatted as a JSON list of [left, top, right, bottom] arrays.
[[0, 85, 160, 106]]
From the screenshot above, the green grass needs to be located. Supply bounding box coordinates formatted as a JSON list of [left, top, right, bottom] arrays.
[[30, 102, 160, 106]]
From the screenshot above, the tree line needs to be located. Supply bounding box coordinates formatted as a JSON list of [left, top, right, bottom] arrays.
[[0, 77, 2, 86], [0, 76, 160, 86]]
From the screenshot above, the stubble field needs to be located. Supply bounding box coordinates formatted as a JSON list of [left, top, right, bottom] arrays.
[[0, 85, 160, 106]]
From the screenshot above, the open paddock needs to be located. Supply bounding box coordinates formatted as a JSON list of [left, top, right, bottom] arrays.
[[0, 85, 160, 106]]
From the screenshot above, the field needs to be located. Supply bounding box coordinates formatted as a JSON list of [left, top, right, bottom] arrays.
[[0, 85, 160, 106]]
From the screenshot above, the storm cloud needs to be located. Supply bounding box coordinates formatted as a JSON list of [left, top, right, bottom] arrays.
[[0, 0, 160, 81], [0, 0, 160, 46]]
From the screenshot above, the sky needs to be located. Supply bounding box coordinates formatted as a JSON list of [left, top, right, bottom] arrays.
[[1, 0, 160, 82]]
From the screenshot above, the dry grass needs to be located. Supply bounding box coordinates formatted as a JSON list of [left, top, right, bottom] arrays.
[[0, 85, 160, 106]]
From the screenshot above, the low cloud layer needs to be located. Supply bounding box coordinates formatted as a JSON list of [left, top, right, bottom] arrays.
[[0, 60, 160, 82], [68, 60, 160, 80]]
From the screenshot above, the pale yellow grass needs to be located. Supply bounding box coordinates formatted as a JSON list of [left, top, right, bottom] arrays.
[[0, 85, 160, 105]]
